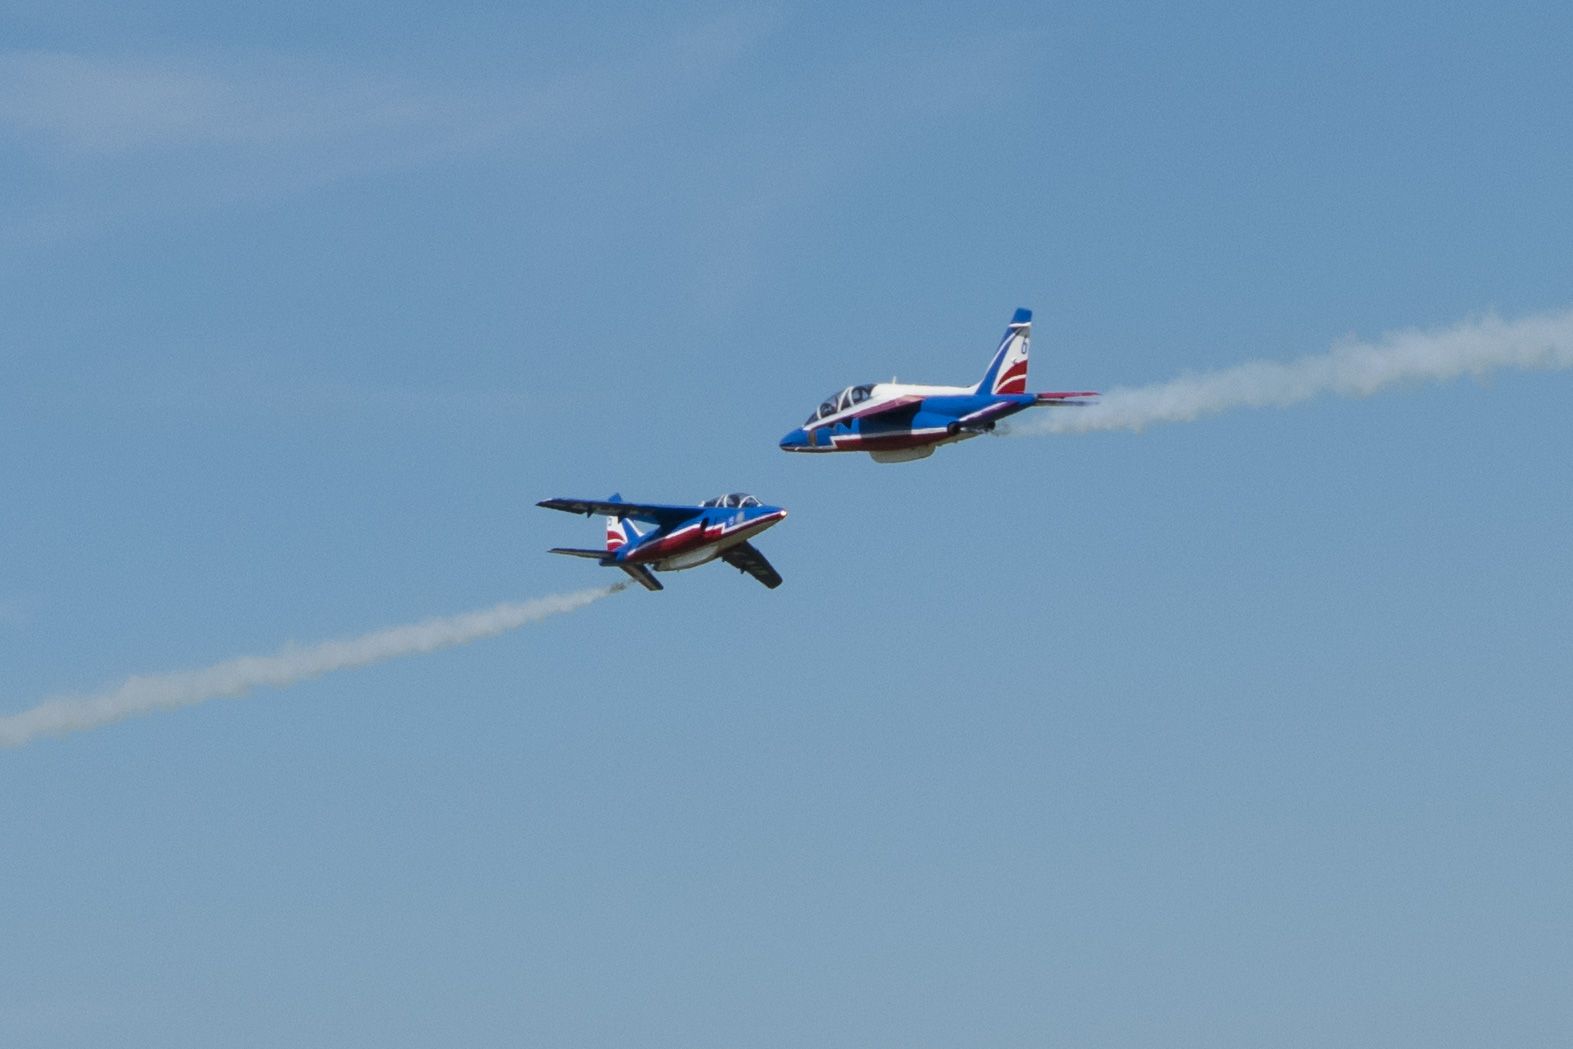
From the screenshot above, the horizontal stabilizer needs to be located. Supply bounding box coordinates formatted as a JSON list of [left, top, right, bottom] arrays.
[[548, 547, 612, 561], [1034, 391, 1099, 405], [617, 563, 663, 591]]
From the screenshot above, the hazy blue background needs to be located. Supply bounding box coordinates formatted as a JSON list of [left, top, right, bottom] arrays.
[[3, 3, 1571, 1046]]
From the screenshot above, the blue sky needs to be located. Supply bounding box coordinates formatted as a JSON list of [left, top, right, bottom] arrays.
[[3, 3, 1572, 1046]]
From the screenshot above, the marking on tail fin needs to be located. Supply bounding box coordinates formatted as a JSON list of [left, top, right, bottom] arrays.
[[606, 517, 628, 552]]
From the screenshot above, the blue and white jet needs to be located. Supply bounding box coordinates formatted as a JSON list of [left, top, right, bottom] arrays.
[[538, 493, 788, 591], [778, 308, 1097, 463]]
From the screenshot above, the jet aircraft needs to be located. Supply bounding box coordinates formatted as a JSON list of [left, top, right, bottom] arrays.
[[538, 493, 787, 591], [778, 308, 1097, 462]]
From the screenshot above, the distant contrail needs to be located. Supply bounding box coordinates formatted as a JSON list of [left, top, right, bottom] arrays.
[[0, 584, 624, 747], [1020, 307, 1573, 435]]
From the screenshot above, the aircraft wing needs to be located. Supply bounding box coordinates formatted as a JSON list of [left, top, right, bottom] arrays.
[[537, 497, 698, 527], [719, 541, 783, 589], [1034, 391, 1100, 405]]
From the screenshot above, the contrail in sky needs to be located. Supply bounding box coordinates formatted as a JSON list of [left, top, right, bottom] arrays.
[[1020, 307, 1573, 435], [0, 585, 623, 747]]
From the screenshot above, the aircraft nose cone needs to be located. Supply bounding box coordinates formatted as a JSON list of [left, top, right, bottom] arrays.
[[779, 428, 807, 451]]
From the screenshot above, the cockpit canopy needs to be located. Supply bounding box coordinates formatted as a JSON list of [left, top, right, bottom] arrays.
[[700, 492, 763, 509], [804, 383, 875, 424]]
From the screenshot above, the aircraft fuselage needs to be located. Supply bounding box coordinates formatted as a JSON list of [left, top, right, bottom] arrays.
[[779, 384, 1038, 461], [624, 508, 788, 572]]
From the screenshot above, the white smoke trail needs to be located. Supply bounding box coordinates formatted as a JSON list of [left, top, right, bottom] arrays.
[[0, 584, 624, 747], [1022, 307, 1573, 435]]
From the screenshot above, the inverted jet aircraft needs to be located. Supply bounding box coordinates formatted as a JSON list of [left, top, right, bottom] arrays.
[[778, 308, 1097, 463], [538, 493, 788, 591]]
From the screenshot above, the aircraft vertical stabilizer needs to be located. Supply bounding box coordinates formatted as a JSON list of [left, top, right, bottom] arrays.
[[604, 492, 640, 552], [975, 308, 1032, 395]]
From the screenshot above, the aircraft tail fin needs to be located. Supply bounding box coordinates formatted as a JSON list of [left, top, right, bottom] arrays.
[[547, 547, 661, 590], [974, 308, 1032, 395], [604, 492, 642, 553]]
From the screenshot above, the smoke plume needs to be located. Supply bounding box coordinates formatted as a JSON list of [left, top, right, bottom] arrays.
[[1, 584, 623, 747], [1023, 307, 1573, 435]]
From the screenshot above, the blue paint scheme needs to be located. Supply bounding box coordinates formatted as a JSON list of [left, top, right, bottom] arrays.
[[778, 393, 1041, 452], [778, 307, 1096, 461], [538, 493, 789, 589]]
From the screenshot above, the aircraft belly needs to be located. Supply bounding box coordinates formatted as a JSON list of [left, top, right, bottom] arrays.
[[869, 446, 936, 462], [657, 543, 723, 571]]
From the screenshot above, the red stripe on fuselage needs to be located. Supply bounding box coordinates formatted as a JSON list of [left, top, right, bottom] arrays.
[[831, 428, 950, 451], [623, 512, 785, 562], [624, 522, 702, 562]]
